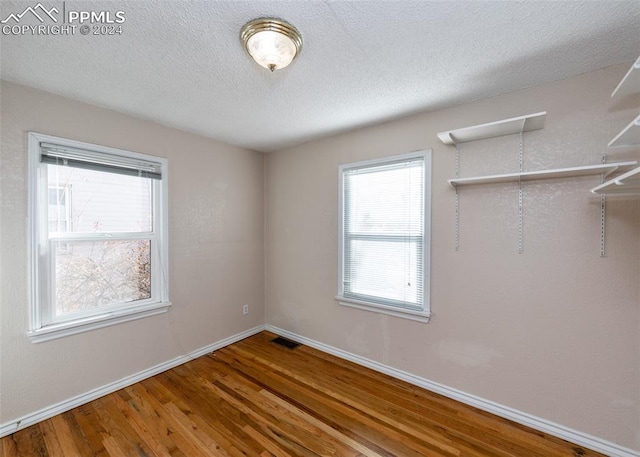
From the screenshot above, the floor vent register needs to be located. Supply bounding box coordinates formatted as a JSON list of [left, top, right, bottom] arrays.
[[271, 336, 301, 349]]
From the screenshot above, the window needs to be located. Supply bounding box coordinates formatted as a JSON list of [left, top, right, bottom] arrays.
[[28, 132, 169, 342], [337, 150, 431, 322]]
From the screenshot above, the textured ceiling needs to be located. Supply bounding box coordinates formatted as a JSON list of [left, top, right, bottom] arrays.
[[1, 1, 639, 152]]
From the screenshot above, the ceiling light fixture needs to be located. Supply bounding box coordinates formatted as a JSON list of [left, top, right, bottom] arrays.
[[240, 18, 302, 72]]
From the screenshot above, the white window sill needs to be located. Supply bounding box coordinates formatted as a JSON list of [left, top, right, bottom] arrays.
[[335, 296, 430, 323], [28, 301, 171, 343]]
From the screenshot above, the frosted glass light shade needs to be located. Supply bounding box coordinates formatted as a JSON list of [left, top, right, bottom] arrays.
[[241, 18, 302, 72], [246, 30, 296, 71]]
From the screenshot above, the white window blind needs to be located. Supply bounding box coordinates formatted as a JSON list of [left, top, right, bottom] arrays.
[[40, 142, 162, 180], [338, 151, 431, 320]]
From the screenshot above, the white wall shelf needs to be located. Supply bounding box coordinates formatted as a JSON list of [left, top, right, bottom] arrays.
[[611, 56, 640, 98], [440, 112, 548, 253], [439, 108, 638, 255], [608, 114, 640, 148], [595, 56, 640, 254], [591, 166, 640, 195], [449, 162, 638, 187], [437, 112, 546, 145]]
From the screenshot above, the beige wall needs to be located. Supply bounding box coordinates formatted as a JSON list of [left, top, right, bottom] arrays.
[[0, 81, 265, 423], [1, 64, 638, 452], [265, 64, 640, 450]]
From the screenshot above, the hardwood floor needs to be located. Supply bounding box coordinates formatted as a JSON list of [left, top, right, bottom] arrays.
[[1, 331, 604, 456]]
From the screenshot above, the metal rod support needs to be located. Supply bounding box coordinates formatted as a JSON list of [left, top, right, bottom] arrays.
[[518, 130, 524, 254], [455, 144, 460, 251], [600, 155, 606, 257]]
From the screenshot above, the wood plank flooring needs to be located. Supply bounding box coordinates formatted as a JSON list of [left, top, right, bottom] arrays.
[[1, 331, 604, 456]]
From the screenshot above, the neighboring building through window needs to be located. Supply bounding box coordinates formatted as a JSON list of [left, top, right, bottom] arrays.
[[48, 186, 71, 233], [336, 150, 431, 322], [28, 132, 170, 342]]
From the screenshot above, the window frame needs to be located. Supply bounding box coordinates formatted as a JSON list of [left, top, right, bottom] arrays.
[[336, 150, 432, 323], [28, 132, 170, 343]]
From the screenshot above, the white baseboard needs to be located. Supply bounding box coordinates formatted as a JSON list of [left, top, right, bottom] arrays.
[[0, 324, 265, 439], [266, 325, 639, 457]]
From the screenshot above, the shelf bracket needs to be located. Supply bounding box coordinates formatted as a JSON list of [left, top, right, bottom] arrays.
[[600, 155, 606, 257], [518, 125, 525, 254], [455, 143, 460, 252]]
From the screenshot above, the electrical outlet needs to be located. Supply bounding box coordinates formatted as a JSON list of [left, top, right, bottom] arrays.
[[243, 304, 249, 315]]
